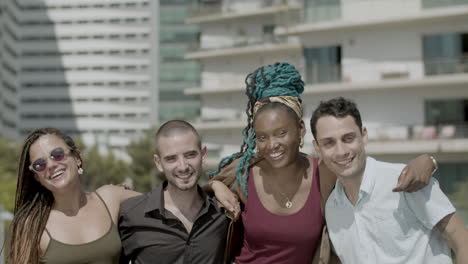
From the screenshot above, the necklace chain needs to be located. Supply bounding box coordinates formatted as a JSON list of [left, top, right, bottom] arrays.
[[276, 189, 293, 208], [267, 157, 308, 209]]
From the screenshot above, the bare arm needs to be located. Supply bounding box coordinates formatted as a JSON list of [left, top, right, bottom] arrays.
[[208, 154, 263, 220], [393, 154, 435, 192], [434, 213, 468, 264], [207, 158, 242, 214], [100, 184, 141, 203], [96, 184, 141, 223], [209, 180, 241, 221]]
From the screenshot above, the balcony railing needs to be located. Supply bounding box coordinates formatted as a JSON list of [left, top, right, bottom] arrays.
[[305, 56, 468, 85], [188, 1, 222, 18], [188, 0, 291, 19], [422, 0, 468, 9], [424, 56, 468, 76], [188, 34, 289, 52], [189, 57, 468, 95], [305, 63, 342, 84], [294, 0, 467, 28], [366, 123, 468, 141]]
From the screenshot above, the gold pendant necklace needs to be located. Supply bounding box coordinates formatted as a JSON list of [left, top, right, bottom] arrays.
[[270, 158, 307, 209], [277, 189, 293, 208]]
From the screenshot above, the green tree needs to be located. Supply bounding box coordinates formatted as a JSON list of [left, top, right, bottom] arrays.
[[0, 138, 19, 212], [80, 145, 130, 191], [448, 181, 468, 225], [126, 127, 164, 192]]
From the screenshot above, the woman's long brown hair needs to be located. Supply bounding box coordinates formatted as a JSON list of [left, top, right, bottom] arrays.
[[6, 128, 80, 264]]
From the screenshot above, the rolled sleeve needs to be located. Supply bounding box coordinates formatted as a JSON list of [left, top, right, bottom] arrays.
[[403, 178, 456, 230]]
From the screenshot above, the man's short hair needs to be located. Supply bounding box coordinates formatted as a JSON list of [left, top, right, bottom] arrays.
[[154, 120, 201, 154], [310, 97, 363, 140]]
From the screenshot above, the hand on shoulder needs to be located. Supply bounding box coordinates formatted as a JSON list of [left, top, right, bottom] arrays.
[[96, 184, 141, 205]]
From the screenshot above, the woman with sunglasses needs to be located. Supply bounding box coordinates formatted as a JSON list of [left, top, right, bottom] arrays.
[[6, 127, 140, 264], [208, 62, 436, 263]]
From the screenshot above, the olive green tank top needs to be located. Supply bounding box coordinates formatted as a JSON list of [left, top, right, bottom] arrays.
[[40, 192, 121, 264]]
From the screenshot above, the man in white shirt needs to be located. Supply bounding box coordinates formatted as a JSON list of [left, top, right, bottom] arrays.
[[310, 97, 468, 263]]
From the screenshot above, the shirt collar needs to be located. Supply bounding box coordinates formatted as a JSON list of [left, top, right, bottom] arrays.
[[334, 179, 346, 204], [334, 156, 377, 204], [360, 156, 376, 195], [144, 181, 166, 215], [144, 181, 221, 217]]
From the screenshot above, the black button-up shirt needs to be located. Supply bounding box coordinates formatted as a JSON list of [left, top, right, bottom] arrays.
[[118, 181, 229, 264]]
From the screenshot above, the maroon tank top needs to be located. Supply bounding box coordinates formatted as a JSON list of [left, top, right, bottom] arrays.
[[235, 158, 324, 264]]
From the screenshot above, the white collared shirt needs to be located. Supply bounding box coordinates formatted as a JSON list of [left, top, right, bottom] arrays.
[[325, 157, 455, 264]]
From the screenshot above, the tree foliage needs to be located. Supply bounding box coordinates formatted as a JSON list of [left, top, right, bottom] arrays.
[[126, 127, 165, 192], [79, 145, 130, 191], [0, 138, 19, 212], [448, 182, 468, 225]]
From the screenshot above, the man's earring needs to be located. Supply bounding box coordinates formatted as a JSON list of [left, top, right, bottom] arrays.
[[78, 167, 84, 175], [299, 137, 304, 148]]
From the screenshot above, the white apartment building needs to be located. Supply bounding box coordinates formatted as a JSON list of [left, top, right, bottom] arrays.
[[0, 0, 20, 140], [186, 0, 468, 221], [0, 0, 159, 150]]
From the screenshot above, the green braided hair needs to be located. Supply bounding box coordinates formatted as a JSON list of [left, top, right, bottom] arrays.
[[209, 62, 304, 196]]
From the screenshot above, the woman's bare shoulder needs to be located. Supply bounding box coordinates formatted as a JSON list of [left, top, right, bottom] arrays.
[[96, 184, 141, 204]]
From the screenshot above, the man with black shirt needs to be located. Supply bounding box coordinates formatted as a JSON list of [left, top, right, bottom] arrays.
[[119, 120, 230, 264]]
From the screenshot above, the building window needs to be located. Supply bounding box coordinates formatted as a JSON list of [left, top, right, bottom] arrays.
[[422, 0, 468, 9], [423, 32, 468, 76], [425, 99, 468, 138], [304, 0, 341, 23], [262, 24, 276, 43], [124, 97, 137, 102], [304, 46, 341, 84]]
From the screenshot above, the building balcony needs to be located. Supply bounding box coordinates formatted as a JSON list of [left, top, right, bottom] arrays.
[[21, 86, 149, 98], [185, 57, 468, 95], [366, 123, 468, 155], [302, 73, 468, 95], [187, 0, 301, 24], [422, 0, 468, 9], [19, 71, 149, 83], [185, 85, 243, 95], [278, 0, 468, 36], [424, 56, 468, 76], [185, 38, 301, 60], [194, 120, 245, 132], [19, 118, 150, 131]]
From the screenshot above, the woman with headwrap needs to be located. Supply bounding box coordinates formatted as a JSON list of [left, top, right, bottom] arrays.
[[209, 62, 435, 264]]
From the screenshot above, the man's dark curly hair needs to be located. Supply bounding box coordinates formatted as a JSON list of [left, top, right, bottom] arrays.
[[310, 97, 363, 140]]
